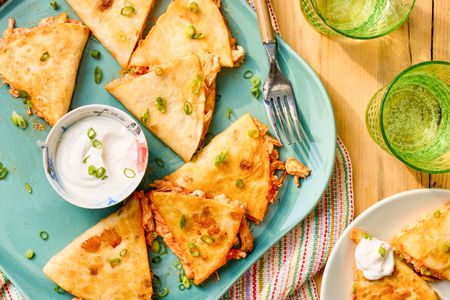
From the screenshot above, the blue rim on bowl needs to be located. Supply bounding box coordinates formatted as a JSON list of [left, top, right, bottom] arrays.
[[43, 104, 148, 209]]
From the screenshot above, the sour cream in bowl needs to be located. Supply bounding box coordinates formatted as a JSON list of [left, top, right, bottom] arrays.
[[43, 105, 148, 209]]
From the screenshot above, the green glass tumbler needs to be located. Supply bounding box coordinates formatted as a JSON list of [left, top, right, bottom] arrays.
[[301, 0, 416, 39], [366, 61, 450, 173]]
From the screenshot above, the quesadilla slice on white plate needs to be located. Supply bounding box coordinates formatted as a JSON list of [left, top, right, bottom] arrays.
[[128, 0, 245, 72], [43, 192, 153, 299], [66, 0, 155, 67], [0, 13, 89, 126], [143, 191, 253, 285], [152, 114, 311, 223], [106, 54, 218, 161]]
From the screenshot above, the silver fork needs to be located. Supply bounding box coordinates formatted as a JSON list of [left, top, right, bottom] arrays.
[[254, 0, 303, 144]]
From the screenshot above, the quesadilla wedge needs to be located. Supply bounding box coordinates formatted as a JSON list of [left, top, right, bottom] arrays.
[[153, 114, 287, 223], [43, 192, 153, 299], [106, 54, 217, 161], [66, 0, 155, 67], [391, 202, 450, 281], [0, 13, 88, 126], [128, 0, 245, 71], [350, 229, 440, 300], [145, 191, 253, 285]]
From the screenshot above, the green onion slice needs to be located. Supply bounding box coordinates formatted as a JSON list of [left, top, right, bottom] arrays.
[[190, 75, 203, 94], [50, 0, 58, 10], [88, 165, 97, 176], [378, 245, 386, 257], [91, 50, 101, 59], [200, 235, 215, 244], [92, 139, 103, 149], [154, 157, 165, 168], [18, 90, 29, 99], [243, 70, 254, 79], [214, 150, 228, 166], [26, 249, 34, 259], [123, 168, 136, 178], [225, 107, 232, 120], [235, 178, 244, 188], [188, 0, 199, 12], [183, 101, 193, 115], [185, 24, 196, 39], [182, 276, 191, 289], [39, 231, 49, 240], [120, 6, 136, 16], [87, 128, 96, 140], [188, 243, 200, 257], [251, 86, 259, 98], [156, 97, 167, 113], [152, 256, 161, 263], [247, 129, 260, 139], [0, 167, 8, 180], [180, 214, 186, 229], [192, 33, 205, 39], [178, 284, 186, 291], [11, 111, 27, 129], [82, 156, 90, 164], [25, 183, 32, 194], [96, 167, 106, 178], [54, 285, 65, 294], [154, 66, 164, 76], [434, 210, 441, 218], [141, 109, 149, 124], [251, 76, 261, 87], [119, 249, 128, 257], [109, 257, 121, 267], [94, 66, 102, 84], [159, 243, 168, 255], [40, 51, 49, 62], [151, 239, 161, 253], [157, 288, 169, 298], [174, 261, 183, 270]]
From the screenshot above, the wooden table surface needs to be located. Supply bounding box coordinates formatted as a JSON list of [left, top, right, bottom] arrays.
[[271, 0, 449, 292]]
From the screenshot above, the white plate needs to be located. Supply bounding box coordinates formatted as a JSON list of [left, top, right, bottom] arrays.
[[321, 189, 450, 300]]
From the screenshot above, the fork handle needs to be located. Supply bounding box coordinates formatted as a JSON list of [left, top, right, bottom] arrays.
[[254, 0, 275, 43]]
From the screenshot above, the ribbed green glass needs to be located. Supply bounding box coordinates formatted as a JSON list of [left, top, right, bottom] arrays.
[[301, 0, 415, 39], [366, 61, 450, 173]]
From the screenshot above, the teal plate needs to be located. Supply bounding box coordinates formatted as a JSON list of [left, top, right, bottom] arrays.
[[0, 0, 336, 299]]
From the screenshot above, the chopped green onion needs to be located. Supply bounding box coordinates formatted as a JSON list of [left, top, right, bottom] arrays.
[[214, 150, 228, 166], [40, 51, 49, 62], [109, 257, 121, 267], [82, 156, 90, 164], [190, 75, 203, 94], [54, 285, 65, 294], [157, 288, 169, 298], [26, 249, 34, 259], [178, 284, 186, 291], [183, 101, 193, 115], [235, 178, 244, 188], [154, 66, 164, 76], [188, 0, 199, 12], [192, 33, 205, 39], [87, 128, 96, 140], [153, 274, 161, 285], [351, 282, 356, 294], [18, 90, 29, 99], [94, 66, 102, 84], [156, 96, 167, 113], [152, 256, 161, 263], [174, 261, 182, 270], [154, 157, 165, 168], [92, 139, 103, 149], [152, 239, 161, 253], [182, 276, 191, 289], [251, 86, 259, 98], [225, 107, 232, 120], [120, 6, 136, 16], [378, 245, 386, 257], [362, 232, 371, 240], [200, 235, 215, 244], [96, 167, 106, 178], [91, 50, 101, 59], [442, 242, 450, 253], [434, 210, 441, 218], [421, 266, 432, 276], [39, 231, 49, 240], [251, 76, 261, 87], [25, 183, 32, 194], [141, 109, 149, 124], [180, 214, 186, 229], [123, 168, 136, 178], [11, 111, 27, 129], [188, 243, 200, 257], [119, 249, 128, 257], [0, 167, 8, 180], [50, 0, 58, 10], [88, 165, 97, 176], [243, 70, 254, 79], [247, 129, 260, 139], [151, 232, 158, 239], [185, 24, 196, 39], [159, 243, 167, 255]]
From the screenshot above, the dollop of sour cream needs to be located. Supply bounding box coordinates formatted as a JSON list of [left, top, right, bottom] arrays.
[[55, 116, 140, 202], [355, 236, 395, 280]]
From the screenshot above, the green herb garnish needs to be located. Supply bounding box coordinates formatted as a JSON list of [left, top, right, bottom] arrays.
[[123, 168, 136, 178], [82, 156, 90, 164], [225, 107, 232, 120], [251, 76, 261, 87], [188, 243, 200, 257], [190, 75, 203, 94], [188, 0, 199, 12], [235, 178, 244, 188], [180, 214, 186, 229], [378, 245, 386, 257], [247, 129, 260, 139], [214, 150, 228, 166], [87, 128, 96, 140], [39, 231, 49, 240], [251, 86, 259, 98], [109, 257, 121, 267], [11, 111, 27, 129], [94, 66, 102, 84], [96, 167, 106, 179], [141, 108, 149, 124], [434, 210, 441, 218], [18, 90, 29, 99], [54, 285, 65, 294], [91, 50, 101, 59], [40, 51, 49, 62], [120, 6, 136, 16], [200, 235, 215, 244], [154, 66, 164, 76], [183, 101, 193, 115], [50, 0, 58, 10], [243, 70, 253, 79], [185, 24, 196, 39], [173, 261, 182, 270], [0, 166, 8, 180], [25, 183, 32, 194], [182, 276, 191, 289], [92, 139, 103, 149], [88, 165, 97, 176], [26, 249, 35, 259], [156, 97, 167, 113], [152, 239, 161, 253], [157, 287, 169, 298], [119, 248, 128, 257], [154, 157, 165, 168]]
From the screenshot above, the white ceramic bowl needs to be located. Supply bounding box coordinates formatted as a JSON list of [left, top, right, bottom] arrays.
[[321, 189, 450, 299], [43, 104, 148, 209]]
